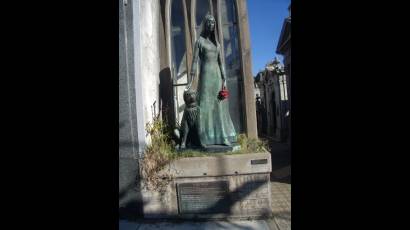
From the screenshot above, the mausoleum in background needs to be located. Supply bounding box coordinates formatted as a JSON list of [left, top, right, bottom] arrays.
[[254, 3, 291, 143], [254, 58, 289, 142]]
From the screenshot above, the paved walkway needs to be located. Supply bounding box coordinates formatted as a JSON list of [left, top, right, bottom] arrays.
[[271, 181, 291, 230], [269, 139, 291, 230], [120, 220, 274, 230], [119, 185, 290, 230]]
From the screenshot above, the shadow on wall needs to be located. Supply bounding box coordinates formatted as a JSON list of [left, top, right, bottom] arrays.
[[160, 67, 175, 126], [175, 177, 272, 219], [119, 121, 144, 220], [119, 181, 142, 221], [119, 66, 174, 220]]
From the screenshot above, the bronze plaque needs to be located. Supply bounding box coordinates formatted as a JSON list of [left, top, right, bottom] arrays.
[[251, 159, 268, 165], [177, 181, 230, 214]]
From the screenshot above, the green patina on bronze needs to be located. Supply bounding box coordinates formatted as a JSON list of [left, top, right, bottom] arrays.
[[187, 14, 236, 146]]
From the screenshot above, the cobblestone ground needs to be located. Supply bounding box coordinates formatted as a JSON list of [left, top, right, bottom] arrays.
[[263, 137, 291, 230], [271, 181, 291, 230]]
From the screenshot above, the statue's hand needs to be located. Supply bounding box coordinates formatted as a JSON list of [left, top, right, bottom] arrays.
[[222, 79, 227, 90], [186, 73, 195, 91], [185, 83, 191, 91]]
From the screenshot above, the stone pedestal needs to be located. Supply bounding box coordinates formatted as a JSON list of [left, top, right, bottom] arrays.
[[177, 144, 241, 153], [141, 152, 272, 219]]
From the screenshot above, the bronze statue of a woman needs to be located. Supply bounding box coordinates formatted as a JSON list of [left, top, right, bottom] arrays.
[[186, 14, 236, 146]]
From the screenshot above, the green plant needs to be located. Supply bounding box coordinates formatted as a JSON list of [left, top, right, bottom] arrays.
[[140, 117, 269, 191], [141, 116, 176, 191], [237, 133, 269, 153]]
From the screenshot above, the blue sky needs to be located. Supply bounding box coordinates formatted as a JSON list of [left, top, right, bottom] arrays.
[[247, 0, 290, 76]]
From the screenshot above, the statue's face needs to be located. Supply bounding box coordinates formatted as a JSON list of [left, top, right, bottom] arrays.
[[184, 91, 197, 105], [206, 19, 215, 32]]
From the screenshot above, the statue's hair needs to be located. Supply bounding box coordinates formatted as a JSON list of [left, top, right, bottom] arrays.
[[199, 13, 218, 45], [205, 13, 215, 22], [185, 105, 198, 127], [182, 90, 199, 128]]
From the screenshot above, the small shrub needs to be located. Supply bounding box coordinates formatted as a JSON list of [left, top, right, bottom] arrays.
[[141, 116, 175, 192], [237, 133, 269, 153], [140, 117, 269, 191]]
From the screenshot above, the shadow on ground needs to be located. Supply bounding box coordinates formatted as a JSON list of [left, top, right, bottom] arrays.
[[260, 137, 291, 184]]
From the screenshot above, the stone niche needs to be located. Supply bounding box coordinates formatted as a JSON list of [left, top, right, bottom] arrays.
[[141, 152, 272, 219]]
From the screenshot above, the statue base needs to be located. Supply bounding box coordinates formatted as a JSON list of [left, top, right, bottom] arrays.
[[140, 152, 273, 220], [177, 143, 241, 153], [202, 144, 241, 153]]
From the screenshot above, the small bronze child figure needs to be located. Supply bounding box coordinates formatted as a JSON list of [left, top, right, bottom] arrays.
[[175, 89, 204, 149]]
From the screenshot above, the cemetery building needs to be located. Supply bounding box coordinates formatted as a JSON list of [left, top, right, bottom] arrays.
[[254, 58, 289, 142], [276, 3, 291, 105], [255, 3, 291, 143], [119, 0, 258, 217]]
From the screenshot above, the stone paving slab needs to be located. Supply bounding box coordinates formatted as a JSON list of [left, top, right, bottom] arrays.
[[119, 181, 290, 230], [271, 181, 291, 230], [119, 220, 273, 230], [267, 139, 291, 230]]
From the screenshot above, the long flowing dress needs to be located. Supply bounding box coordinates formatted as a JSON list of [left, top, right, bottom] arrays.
[[191, 36, 237, 145]]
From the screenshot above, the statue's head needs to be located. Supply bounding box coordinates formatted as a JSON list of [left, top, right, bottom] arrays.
[[183, 89, 197, 106], [205, 14, 215, 32]]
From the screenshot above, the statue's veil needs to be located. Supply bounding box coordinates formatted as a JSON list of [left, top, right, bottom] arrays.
[[197, 13, 219, 46]]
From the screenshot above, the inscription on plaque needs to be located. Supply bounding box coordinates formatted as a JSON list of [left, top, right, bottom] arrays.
[[177, 181, 230, 214], [251, 159, 268, 165]]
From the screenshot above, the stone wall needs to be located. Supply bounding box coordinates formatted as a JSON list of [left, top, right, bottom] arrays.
[[141, 152, 273, 219], [119, 0, 161, 217], [119, 0, 144, 217], [140, 0, 160, 138]]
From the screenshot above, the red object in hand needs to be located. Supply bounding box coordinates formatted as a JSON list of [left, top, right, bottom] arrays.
[[218, 87, 229, 100]]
